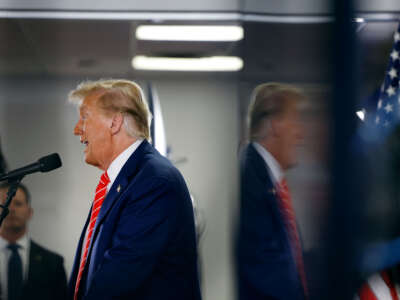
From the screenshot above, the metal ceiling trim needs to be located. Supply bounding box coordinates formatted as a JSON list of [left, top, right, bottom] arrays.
[[0, 10, 241, 21], [242, 13, 400, 23], [0, 10, 398, 23], [354, 12, 400, 22], [242, 14, 334, 23]]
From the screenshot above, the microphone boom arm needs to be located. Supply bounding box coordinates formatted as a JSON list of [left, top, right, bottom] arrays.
[[0, 175, 24, 227]]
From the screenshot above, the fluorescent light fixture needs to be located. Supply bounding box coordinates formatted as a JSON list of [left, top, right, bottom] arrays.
[[136, 25, 244, 42], [132, 56, 243, 72], [356, 109, 366, 121], [354, 18, 365, 23]]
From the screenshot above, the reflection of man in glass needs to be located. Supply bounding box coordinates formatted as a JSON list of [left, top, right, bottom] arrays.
[[236, 83, 307, 300]]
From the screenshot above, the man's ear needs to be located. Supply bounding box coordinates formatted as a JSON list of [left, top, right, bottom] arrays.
[[269, 117, 282, 138], [28, 207, 33, 220], [110, 113, 124, 135]]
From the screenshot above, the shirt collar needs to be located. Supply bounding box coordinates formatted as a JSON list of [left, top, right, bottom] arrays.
[[107, 139, 143, 188], [252, 142, 284, 184], [0, 234, 29, 250]]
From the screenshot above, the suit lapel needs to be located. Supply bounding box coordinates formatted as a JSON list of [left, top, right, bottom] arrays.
[[27, 241, 41, 280], [247, 144, 290, 244], [69, 210, 91, 289], [23, 241, 43, 295], [89, 140, 153, 249], [247, 144, 277, 191]]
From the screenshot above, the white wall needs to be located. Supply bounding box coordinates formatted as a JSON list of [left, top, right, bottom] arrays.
[[153, 78, 238, 300], [0, 76, 238, 300], [0, 77, 100, 276]]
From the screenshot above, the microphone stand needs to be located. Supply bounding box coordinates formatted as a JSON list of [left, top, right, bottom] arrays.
[[0, 176, 23, 227]]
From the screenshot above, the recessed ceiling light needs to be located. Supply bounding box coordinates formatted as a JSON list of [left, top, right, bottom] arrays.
[[132, 55, 243, 72], [135, 25, 244, 42]]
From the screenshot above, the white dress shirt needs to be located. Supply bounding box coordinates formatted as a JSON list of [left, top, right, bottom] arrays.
[[106, 139, 143, 192], [252, 142, 284, 185], [0, 234, 30, 299]]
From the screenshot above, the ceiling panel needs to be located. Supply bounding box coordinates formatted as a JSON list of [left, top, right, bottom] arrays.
[[0, 19, 44, 75], [16, 19, 133, 76], [0, 17, 396, 84], [242, 22, 333, 83], [0, 19, 243, 77]]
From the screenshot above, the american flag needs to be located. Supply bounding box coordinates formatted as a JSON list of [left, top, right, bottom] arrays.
[[357, 22, 400, 279], [373, 23, 400, 133]]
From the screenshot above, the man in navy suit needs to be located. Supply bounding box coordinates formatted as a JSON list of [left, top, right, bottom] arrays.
[[236, 82, 307, 300], [68, 79, 201, 300]]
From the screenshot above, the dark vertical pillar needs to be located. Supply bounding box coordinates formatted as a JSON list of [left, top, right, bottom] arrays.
[[323, 0, 361, 299]]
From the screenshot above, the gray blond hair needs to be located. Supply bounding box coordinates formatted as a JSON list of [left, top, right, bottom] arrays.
[[68, 79, 152, 140], [247, 82, 304, 141]]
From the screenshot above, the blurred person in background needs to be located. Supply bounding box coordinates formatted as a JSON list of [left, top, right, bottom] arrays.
[[0, 183, 67, 300], [68, 79, 201, 300], [236, 82, 307, 300]]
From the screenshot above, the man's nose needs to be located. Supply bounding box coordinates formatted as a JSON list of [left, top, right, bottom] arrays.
[[8, 204, 15, 213], [296, 121, 306, 142], [74, 119, 83, 136]]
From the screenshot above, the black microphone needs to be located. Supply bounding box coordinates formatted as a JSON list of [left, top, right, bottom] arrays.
[[0, 153, 62, 181]]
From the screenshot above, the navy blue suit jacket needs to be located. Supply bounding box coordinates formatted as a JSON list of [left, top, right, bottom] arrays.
[[69, 140, 202, 300], [236, 143, 305, 300], [20, 240, 67, 300]]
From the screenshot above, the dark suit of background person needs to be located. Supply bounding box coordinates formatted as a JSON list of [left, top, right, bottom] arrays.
[[0, 183, 67, 300], [68, 80, 201, 300], [236, 83, 307, 300]]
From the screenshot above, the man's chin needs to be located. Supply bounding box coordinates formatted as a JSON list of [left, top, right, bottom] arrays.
[[84, 155, 95, 166], [286, 160, 298, 170], [3, 223, 24, 232], [84, 156, 100, 168]]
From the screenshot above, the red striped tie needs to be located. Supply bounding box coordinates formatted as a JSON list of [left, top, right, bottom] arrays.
[[74, 172, 110, 300], [278, 178, 308, 298], [358, 271, 399, 300]]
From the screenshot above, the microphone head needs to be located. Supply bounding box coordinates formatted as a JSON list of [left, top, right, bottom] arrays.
[[38, 153, 62, 172]]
